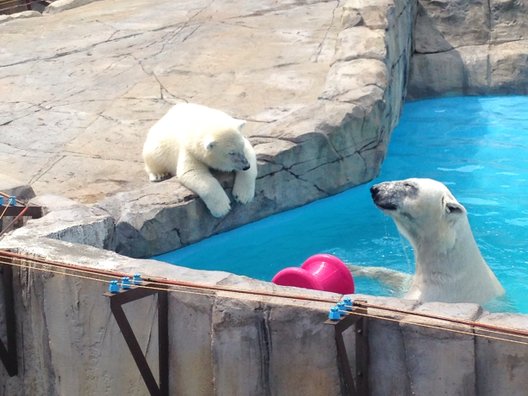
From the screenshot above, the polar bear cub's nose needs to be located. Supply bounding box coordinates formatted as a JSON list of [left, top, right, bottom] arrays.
[[232, 152, 250, 171]]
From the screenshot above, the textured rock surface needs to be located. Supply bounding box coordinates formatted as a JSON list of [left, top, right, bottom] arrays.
[[0, 175, 35, 201], [10, 195, 115, 249], [408, 0, 528, 98], [1, 0, 416, 256], [475, 313, 528, 396]]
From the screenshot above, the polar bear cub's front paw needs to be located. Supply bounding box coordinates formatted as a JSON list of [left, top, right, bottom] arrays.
[[233, 183, 255, 204], [233, 175, 255, 204], [204, 192, 232, 218], [148, 172, 171, 182]]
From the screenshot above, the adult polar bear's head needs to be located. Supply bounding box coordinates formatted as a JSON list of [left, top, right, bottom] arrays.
[[370, 178, 504, 304], [371, 178, 465, 251]]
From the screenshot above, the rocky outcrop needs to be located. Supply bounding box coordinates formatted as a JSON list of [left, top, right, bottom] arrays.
[[11, 195, 115, 249], [94, 0, 417, 257], [0, 0, 418, 257], [0, 176, 35, 201], [0, 0, 417, 257], [408, 0, 528, 98]]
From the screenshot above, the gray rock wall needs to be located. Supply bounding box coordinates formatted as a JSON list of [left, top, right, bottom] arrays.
[[408, 0, 528, 98]]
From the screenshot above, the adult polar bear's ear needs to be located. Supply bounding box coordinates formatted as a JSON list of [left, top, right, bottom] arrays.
[[443, 194, 466, 216]]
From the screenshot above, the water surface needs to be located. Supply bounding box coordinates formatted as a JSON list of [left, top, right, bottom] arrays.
[[156, 96, 528, 313]]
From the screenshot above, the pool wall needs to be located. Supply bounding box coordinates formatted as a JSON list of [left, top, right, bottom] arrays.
[[2, 0, 528, 395], [2, 237, 528, 395]]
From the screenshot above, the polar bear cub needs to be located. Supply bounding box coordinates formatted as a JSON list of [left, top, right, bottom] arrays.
[[143, 103, 257, 217], [371, 178, 504, 305]]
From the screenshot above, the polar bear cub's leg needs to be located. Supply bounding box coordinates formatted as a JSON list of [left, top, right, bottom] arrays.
[[177, 150, 231, 218], [232, 137, 257, 204], [143, 134, 174, 182], [144, 155, 172, 182]]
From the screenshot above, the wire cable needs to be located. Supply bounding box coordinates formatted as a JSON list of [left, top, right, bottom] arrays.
[[2, 249, 528, 346]]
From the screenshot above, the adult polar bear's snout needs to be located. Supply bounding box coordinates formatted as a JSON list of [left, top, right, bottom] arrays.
[[370, 178, 504, 305]]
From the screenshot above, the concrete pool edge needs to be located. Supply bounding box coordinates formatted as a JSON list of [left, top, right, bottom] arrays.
[[2, 235, 528, 395]]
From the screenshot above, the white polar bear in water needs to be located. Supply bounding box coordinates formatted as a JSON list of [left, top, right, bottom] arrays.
[[142, 103, 257, 218], [370, 178, 504, 305]]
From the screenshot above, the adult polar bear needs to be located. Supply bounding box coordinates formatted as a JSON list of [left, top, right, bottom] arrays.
[[370, 178, 504, 305], [143, 103, 257, 217]]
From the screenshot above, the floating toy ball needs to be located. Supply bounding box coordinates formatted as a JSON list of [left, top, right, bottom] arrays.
[[272, 254, 354, 294]]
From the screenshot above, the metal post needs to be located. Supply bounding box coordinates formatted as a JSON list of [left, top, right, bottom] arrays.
[[325, 300, 369, 396], [0, 206, 41, 376], [105, 283, 169, 396], [0, 263, 18, 376]]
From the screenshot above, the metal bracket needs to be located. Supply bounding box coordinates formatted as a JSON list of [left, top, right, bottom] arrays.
[[0, 206, 42, 377], [0, 263, 18, 376], [105, 283, 169, 396], [0, 204, 42, 234], [325, 301, 369, 396], [0, 205, 42, 218]]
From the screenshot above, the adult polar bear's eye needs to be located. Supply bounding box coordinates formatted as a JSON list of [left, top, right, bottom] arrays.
[[402, 181, 419, 197]]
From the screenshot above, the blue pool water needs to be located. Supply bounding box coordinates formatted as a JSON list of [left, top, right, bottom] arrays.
[[156, 96, 528, 313]]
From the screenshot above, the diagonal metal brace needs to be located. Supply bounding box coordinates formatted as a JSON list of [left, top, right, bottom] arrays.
[[0, 263, 18, 376], [105, 283, 169, 396], [325, 300, 369, 396]]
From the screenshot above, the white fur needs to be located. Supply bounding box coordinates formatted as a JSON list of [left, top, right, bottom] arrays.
[[371, 178, 504, 304], [142, 103, 257, 217]]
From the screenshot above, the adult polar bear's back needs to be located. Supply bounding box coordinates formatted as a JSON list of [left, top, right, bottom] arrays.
[[143, 103, 257, 217]]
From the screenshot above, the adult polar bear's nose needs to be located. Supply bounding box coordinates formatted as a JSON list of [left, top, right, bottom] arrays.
[[370, 182, 398, 211]]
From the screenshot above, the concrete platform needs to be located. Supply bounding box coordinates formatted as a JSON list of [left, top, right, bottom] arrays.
[[1, 0, 342, 203]]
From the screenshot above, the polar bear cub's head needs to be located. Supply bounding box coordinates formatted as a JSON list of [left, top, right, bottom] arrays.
[[202, 120, 250, 173], [370, 178, 466, 250]]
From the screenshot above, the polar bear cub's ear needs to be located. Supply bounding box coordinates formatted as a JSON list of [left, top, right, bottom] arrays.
[[234, 118, 246, 130], [204, 136, 216, 151]]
